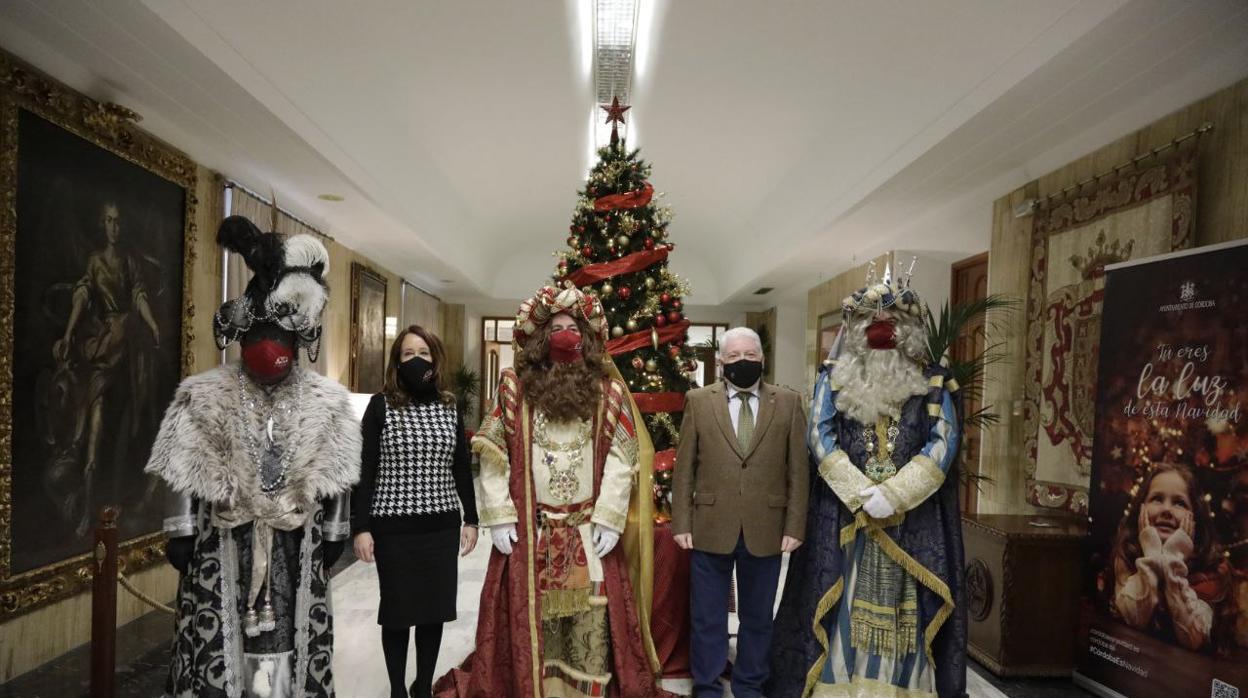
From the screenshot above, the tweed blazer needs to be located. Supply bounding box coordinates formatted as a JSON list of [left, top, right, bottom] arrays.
[[671, 381, 809, 556]]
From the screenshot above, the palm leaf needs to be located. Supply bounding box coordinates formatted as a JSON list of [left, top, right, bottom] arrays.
[[922, 294, 1017, 486]]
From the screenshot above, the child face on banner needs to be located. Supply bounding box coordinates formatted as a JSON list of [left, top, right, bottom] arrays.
[[1142, 470, 1195, 545]]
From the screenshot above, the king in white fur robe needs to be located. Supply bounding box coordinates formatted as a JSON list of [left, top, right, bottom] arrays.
[[146, 363, 361, 698]]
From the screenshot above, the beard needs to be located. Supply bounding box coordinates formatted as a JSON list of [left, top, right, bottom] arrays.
[[829, 314, 929, 424], [519, 358, 604, 423]]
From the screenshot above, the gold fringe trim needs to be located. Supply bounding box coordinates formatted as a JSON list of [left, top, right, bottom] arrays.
[[542, 588, 592, 620], [804, 573, 847, 697], [862, 516, 955, 670], [926, 403, 941, 417], [804, 512, 954, 697], [928, 375, 944, 388], [521, 401, 542, 691], [944, 378, 959, 393], [848, 621, 917, 659]]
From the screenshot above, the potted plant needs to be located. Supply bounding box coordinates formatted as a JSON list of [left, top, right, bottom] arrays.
[[923, 295, 1015, 489]]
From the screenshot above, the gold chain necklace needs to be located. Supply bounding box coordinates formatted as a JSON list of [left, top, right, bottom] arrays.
[[533, 412, 592, 503]]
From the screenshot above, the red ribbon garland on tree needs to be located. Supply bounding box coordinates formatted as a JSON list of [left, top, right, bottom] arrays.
[[593, 182, 655, 212], [574, 180, 684, 414], [606, 319, 690, 355], [631, 391, 686, 414], [564, 247, 670, 288]]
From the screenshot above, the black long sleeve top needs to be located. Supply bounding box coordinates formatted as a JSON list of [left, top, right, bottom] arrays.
[[350, 392, 478, 536]]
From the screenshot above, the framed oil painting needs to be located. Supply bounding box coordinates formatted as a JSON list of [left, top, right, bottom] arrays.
[[0, 52, 197, 620], [350, 262, 388, 394]]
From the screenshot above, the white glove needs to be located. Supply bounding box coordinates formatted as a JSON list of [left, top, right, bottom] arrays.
[[592, 524, 621, 558], [491, 524, 518, 555], [859, 486, 896, 519]]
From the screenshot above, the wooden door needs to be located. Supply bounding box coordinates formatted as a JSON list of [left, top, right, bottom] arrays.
[[951, 252, 989, 513]]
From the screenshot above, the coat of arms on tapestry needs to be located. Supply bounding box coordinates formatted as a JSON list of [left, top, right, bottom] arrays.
[[1023, 145, 1197, 514]]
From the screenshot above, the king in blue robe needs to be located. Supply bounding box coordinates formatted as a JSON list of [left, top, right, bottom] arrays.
[[768, 274, 968, 698]]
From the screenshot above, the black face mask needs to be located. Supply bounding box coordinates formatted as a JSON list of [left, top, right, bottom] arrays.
[[398, 356, 436, 397], [723, 359, 763, 389]]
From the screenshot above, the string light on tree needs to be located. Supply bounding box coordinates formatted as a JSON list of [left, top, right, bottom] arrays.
[[550, 98, 694, 521]]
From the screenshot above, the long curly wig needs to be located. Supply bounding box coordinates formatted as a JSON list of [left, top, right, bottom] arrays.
[[515, 315, 608, 423]]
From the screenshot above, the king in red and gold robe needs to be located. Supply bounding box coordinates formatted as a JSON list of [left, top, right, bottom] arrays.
[[436, 368, 670, 698]]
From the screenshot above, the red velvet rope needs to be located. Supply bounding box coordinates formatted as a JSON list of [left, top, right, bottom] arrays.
[[606, 319, 691, 355], [593, 182, 655, 212], [631, 392, 686, 414], [563, 247, 670, 288]]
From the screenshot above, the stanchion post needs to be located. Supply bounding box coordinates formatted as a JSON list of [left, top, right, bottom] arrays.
[[90, 506, 119, 698]]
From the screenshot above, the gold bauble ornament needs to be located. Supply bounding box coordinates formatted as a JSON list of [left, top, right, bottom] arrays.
[[611, 326, 625, 338], [644, 277, 656, 289], [645, 359, 658, 372], [601, 282, 614, 296], [616, 234, 630, 247]]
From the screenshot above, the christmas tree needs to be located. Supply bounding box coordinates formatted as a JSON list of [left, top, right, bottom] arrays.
[[553, 99, 696, 516]]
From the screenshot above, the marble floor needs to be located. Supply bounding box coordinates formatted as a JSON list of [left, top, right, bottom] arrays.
[[331, 536, 1021, 698], [0, 539, 1091, 697]]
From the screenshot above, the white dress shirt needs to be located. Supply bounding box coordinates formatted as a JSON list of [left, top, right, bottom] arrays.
[[726, 382, 760, 436]]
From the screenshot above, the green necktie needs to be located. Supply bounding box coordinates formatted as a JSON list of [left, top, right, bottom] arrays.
[[736, 391, 755, 452]]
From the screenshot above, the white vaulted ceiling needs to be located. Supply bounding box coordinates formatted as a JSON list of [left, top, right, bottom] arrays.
[[2, 1, 1247, 304]]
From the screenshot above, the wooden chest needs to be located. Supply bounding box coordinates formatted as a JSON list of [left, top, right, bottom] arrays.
[[961, 513, 1087, 677]]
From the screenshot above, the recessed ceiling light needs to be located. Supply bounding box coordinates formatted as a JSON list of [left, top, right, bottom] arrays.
[[317, 194, 344, 202], [753, 287, 774, 295]]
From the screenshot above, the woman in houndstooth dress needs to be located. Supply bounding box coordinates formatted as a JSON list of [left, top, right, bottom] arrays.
[[351, 325, 479, 698]]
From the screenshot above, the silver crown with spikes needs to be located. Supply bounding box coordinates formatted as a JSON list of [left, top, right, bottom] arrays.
[[841, 257, 923, 318]]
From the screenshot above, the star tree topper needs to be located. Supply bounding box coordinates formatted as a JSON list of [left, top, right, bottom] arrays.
[[600, 96, 631, 146]]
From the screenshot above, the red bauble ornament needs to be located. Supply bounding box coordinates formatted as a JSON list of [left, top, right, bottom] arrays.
[[581, 245, 593, 257], [673, 298, 683, 310], [660, 292, 672, 305], [631, 356, 644, 370], [617, 286, 632, 300], [577, 225, 585, 233], [668, 345, 681, 358], [643, 238, 655, 250], [667, 310, 683, 323], [655, 314, 668, 328]]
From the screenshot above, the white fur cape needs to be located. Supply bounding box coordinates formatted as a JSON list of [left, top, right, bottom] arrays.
[[145, 364, 361, 510]]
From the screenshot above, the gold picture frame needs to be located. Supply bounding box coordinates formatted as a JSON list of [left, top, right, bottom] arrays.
[[349, 262, 388, 393], [0, 51, 198, 621]]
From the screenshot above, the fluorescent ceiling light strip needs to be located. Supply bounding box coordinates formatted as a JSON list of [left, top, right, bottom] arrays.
[[591, 0, 639, 149]]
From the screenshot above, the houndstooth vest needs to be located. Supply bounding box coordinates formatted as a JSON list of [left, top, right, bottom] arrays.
[[371, 399, 460, 517]]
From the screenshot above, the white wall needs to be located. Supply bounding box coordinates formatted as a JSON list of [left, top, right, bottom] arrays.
[[891, 250, 954, 314], [770, 298, 808, 394], [682, 303, 752, 328]]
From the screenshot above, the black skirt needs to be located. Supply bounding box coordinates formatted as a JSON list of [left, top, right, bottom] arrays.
[[373, 527, 459, 627]]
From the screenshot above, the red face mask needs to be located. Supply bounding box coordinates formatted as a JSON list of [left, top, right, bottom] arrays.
[[548, 328, 583, 363], [241, 338, 295, 383], [865, 320, 897, 350]]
